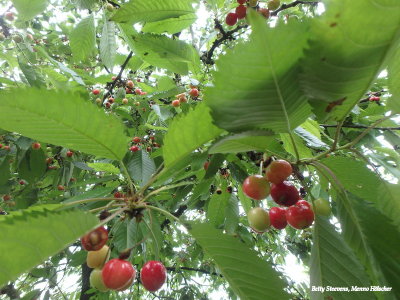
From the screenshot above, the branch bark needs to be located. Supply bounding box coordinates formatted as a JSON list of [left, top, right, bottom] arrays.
[[80, 263, 94, 300]]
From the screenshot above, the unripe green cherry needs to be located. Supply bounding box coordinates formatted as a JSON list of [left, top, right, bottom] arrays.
[[247, 207, 270, 233], [314, 198, 331, 216], [90, 269, 109, 292]]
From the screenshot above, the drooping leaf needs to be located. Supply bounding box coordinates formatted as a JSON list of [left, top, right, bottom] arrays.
[[142, 14, 197, 34], [205, 12, 311, 132], [0, 208, 98, 287], [0, 88, 129, 160], [310, 217, 374, 300], [301, 0, 400, 119], [12, 0, 48, 21], [126, 150, 156, 186], [163, 103, 223, 167], [111, 0, 195, 24], [189, 223, 290, 300], [100, 19, 117, 70], [70, 15, 96, 62]]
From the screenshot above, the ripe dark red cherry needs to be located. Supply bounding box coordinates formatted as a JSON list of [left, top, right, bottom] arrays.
[[297, 199, 311, 209], [226, 12, 238, 26], [81, 226, 108, 251], [102, 259, 135, 290], [286, 202, 314, 229], [269, 207, 287, 229], [132, 137, 141, 143], [237, 0, 246, 4], [113, 191, 123, 198], [242, 175, 270, 200], [270, 181, 299, 207], [265, 160, 292, 184], [140, 261, 167, 292], [203, 161, 210, 170], [247, 207, 270, 233], [258, 8, 270, 19], [32, 142, 41, 150], [130, 146, 139, 152], [19, 180, 25, 185], [235, 5, 247, 19], [66, 150, 73, 157], [189, 88, 199, 97]]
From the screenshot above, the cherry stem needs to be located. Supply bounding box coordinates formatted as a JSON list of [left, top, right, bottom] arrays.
[[140, 180, 194, 203], [63, 197, 117, 207]]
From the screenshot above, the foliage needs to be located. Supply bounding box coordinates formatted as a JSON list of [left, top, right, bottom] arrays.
[[0, 0, 399, 299]]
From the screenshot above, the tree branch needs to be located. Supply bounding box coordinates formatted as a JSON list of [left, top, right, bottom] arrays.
[[271, 0, 320, 16], [166, 266, 223, 277], [79, 263, 94, 300], [103, 51, 133, 100]]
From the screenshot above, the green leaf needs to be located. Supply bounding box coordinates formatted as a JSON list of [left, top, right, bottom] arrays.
[[111, 0, 195, 24], [321, 157, 400, 229], [12, 0, 48, 21], [70, 15, 96, 62], [130, 33, 197, 75], [207, 192, 229, 227], [63, 187, 115, 204], [225, 194, 239, 235], [163, 103, 223, 167], [301, 0, 400, 119], [100, 19, 117, 70], [209, 131, 276, 154], [87, 163, 120, 174], [294, 127, 329, 149], [19, 61, 46, 88], [0, 158, 11, 186], [310, 217, 374, 300], [388, 46, 400, 113], [142, 14, 197, 34], [18, 149, 47, 182], [126, 150, 156, 186], [0, 208, 98, 287], [237, 185, 252, 214], [0, 88, 129, 160], [189, 223, 290, 300], [280, 133, 312, 159], [205, 12, 311, 132]]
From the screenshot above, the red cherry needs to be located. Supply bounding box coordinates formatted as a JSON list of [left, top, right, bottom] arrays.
[[270, 181, 299, 207], [57, 185, 65, 191], [237, 0, 246, 4], [265, 160, 292, 184], [286, 202, 314, 229], [189, 88, 199, 98], [92, 89, 100, 95], [114, 191, 123, 198], [19, 180, 25, 185], [242, 175, 270, 200], [203, 161, 210, 170], [269, 207, 287, 229], [105, 102, 111, 109], [126, 80, 134, 89], [135, 88, 142, 94], [108, 97, 115, 104], [235, 5, 247, 19], [46, 158, 53, 165], [102, 259, 135, 290], [0, 144, 2, 149], [258, 8, 270, 19], [4, 145, 10, 151], [130, 146, 139, 152], [146, 146, 152, 152], [31, 142, 41, 150], [66, 150, 73, 157], [2, 194, 11, 201], [111, 76, 117, 81], [81, 227, 108, 251], [226, 12, 238, 26], [297, 200, 311, 209], [126, 88, 132, 94], [172, 100, 180, 107], [369, 96, 380, 101], [140, 261, 167, 292], [132, 137, 141, 143], [5, 12, 14, 21]]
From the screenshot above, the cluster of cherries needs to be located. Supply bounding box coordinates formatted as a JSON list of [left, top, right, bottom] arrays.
[[225, 0, 281, 26], [242, 159, 328, 233], [129, 135, 160, 153], [81, 226, 167, 293], [171, 87, 199, 108]]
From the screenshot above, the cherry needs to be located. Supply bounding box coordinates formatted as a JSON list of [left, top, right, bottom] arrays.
[[369, 96, 380, 101], [269, 207, 287, 229], [92, 89, 100, 95], [242, 175, 270, 200], [267, 0, 281, 10], [140, 261, 167, 292], [247, 207, 270, 233], [126, 80, 134, 89], [102, 259, 135, 290], [286, 202, 314, 229], [126, 88, 132, 94], [237, 0, 246, 4], [203, 161, 210, 170], [235, 5, 247, 19], [134, 101, 140, 106], [2, 195, 11, 201], [95, 98, 102, 105], [3, 145, 10, 151], [179, 95, 188, 103], [106, 3, 114, 12], [57, 185, 65, 191], [90, 269, 109, 292], [135, 88, 142, 94], [132, 137, 141, 143], [111, 76, 117, 81], [105, 102, 111, 109], [270, 181, 299, 207], [249, 0, 258, 7], [87, 245, 110, 269], [146, 146, 152, 152], [189, 88, 199, 97], [66, 150, 73, 157], [297, 199, 311, 209], [108, 97, 115, 104], [265, 160, 292, 184], [225, 12, 238, 26], [32, 142, 41, 150], [314, 198, 331, 216], [172, 99, 180, 107], [81, 226, 108, 251], [130, 145, 139, 152], [113, 191, 123, 198], [258, 8, 270, 19], [19, 180, 25, 185], [5, 12, 14, 21], [0, 144, 2, 148], [122, 98, 128, 104]]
